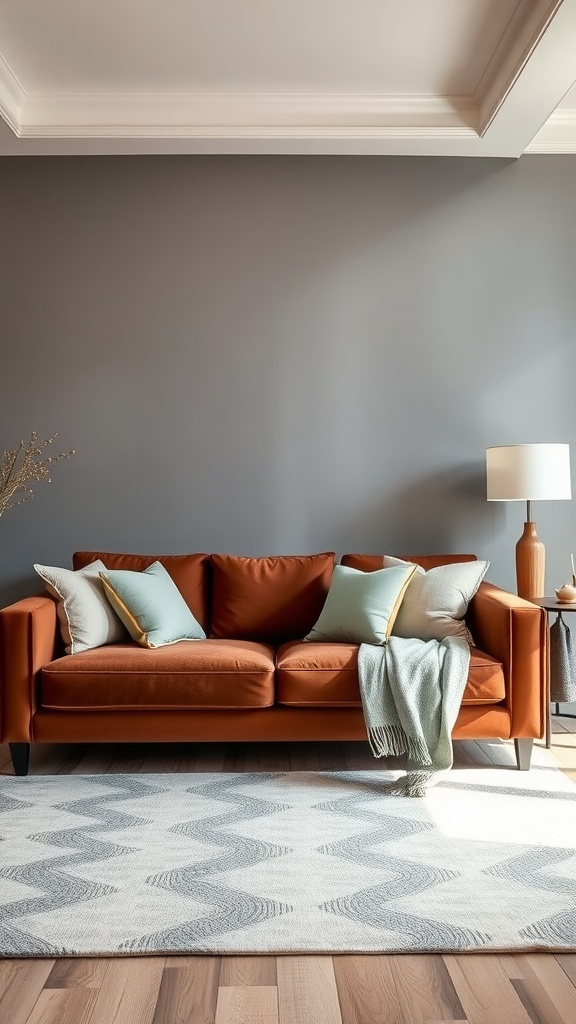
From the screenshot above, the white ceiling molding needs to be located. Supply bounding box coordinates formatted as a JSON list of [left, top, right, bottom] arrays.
[[20, 93, 477, 137], [475, 0, 565, 133], [0, 0, 575, 157], [526, 110, 576, 151], [0, 52, 26, 134], [477, 0, 576, 152]]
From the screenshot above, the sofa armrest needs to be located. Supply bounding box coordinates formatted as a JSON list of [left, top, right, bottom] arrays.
[[0, 595, 59, 742], [467, 581, 547, 739]]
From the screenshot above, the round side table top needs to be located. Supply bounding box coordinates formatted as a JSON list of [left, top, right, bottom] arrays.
[[531, 597, 576, 611]]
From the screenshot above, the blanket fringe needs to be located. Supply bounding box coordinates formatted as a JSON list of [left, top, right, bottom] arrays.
[[368, 725, 431, 767], [405, 770, 433, 797], [379, 770, 433, 798]]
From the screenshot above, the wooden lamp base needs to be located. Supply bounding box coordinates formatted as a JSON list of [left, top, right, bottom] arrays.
[[516, 521, 545, 600]]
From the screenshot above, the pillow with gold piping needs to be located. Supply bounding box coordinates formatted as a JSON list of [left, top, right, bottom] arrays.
[[305, 563, 417, 645], [100, 561, 206, 648]]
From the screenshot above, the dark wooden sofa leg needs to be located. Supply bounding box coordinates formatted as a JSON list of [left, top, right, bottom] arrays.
[[9, 743, 30, 776], [514, 738, 533, 771]]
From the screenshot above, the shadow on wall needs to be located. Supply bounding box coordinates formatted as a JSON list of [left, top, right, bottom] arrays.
[[0, 461, 505, 609], [336, 461, 501, 558], [0, 571, 38, 610]]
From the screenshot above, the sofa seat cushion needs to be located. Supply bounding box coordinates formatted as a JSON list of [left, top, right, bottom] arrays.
[[277, 642, 360, 707], [463, 649, 507, 704], [40, 640, 275, 711], [276, 642, 505, 707]]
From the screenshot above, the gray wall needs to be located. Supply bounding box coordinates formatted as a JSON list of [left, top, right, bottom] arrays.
[[1, 154, 575, 605]]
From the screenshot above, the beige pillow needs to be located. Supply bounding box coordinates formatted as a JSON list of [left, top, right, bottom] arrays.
[[381, 556, 489, 643], [34, 560, 127, 654]]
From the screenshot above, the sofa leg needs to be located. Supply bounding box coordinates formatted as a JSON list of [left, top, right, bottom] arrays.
[[514, 738, 533, 771], [9, 743, 30, 777]]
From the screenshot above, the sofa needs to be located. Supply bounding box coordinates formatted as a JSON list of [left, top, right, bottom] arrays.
[[0, 550, 548, 776]]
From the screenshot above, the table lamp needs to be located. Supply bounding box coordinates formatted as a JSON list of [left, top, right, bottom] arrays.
[[486, 443, 572, 600]]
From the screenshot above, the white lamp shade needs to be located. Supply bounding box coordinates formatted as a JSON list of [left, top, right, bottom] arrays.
[[486, 443, 571, 501]]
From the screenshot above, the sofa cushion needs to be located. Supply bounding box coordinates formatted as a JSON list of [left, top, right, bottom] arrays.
[[73, 551, 210, 631], [276, 641, 505, 707], [100, 561, 206, 648], [277, 641, 360, 706], [305, 563, 417, 644], [210, 552, 335, 642], [463, 649, 507, 704], [41, 640, 275, 710], [342, 553, 487, 644], [342, 554, 478, 572], [384, 555, 489, 643], [34, 559, 127, 654]]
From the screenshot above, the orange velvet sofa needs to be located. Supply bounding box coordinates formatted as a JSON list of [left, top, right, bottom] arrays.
[[0, 550, 548, 776]]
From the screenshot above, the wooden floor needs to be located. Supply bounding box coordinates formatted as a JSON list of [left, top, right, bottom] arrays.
[[1, 721, 576, 1024]]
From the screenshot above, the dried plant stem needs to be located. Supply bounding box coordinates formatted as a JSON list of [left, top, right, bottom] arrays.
[[0, 431, 75, 518]]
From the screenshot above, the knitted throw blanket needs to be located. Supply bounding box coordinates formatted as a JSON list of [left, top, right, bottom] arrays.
[[358, 636, 471, 796]]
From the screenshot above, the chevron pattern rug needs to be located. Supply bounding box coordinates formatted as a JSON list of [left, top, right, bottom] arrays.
[[1, 765, 575, 956]]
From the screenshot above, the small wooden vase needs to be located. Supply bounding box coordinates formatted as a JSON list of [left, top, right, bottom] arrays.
[[515, 522, 545, 601]]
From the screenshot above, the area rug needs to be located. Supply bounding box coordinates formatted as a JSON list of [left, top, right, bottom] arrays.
[[1, 764, 576, 956]]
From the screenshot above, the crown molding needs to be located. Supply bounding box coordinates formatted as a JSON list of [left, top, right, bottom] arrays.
[[476, 0, 565, 135], [0, 0, 575, 158], [524, 109, 576, 151], [15, 92, 476, 139], [476, 0, 576, 157], [0, 52, 26, 133]]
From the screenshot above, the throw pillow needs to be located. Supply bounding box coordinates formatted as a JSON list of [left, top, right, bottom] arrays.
[[73, 551, 210, 631], [305, 563, 417, 645], [34, 560, 127, 655], [100, 560, 206, 648], [381, 555, 489, 642]]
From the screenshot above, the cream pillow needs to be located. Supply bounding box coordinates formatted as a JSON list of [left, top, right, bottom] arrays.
[[381, 556, 489, 643], [34, 560, 127, 654]]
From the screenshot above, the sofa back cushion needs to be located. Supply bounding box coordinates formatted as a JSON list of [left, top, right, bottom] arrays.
[[341, 553, 477, 572], [210, 552, 336, 642], [73, 551, 210, 631]]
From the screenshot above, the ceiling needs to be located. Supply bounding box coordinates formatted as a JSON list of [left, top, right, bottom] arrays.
[[0, 0, 575, 157]]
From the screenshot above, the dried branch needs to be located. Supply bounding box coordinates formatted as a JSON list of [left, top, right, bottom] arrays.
[[0, 431, 75, 518]]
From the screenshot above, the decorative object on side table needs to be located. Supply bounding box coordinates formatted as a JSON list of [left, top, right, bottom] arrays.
[[532, 596, 576, 746], [0, 430, 75, 518], [486, 443, 572, 600], [555, 554, 576, 603]]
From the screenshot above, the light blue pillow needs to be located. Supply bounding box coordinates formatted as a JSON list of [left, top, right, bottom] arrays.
[[305, 563, 417, 645], [100, 561, 206, 648]]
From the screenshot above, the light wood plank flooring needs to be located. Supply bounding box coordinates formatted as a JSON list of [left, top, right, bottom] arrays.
[[1, 720, 576, 1024]]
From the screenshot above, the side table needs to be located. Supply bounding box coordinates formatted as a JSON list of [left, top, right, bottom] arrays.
[[532, 597, 576, 748]]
